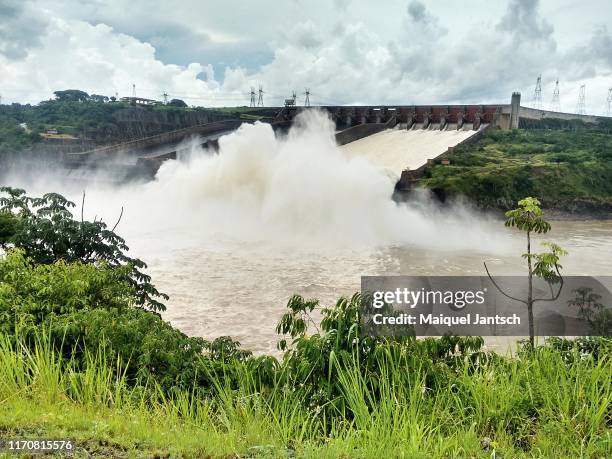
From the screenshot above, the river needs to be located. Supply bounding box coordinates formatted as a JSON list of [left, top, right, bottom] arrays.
[[123, 219, 612, 354], [8, 112, 612, 354]]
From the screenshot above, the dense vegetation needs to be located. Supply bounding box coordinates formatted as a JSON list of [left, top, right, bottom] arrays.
[[423, 128, 612, 212], [0, 187, 610, 457], [0, 89, 241, 156]]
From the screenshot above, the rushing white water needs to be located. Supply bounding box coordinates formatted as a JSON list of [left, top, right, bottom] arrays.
[[341, 125, 482, 174], [5, 110, 612, 353], [66, 110, 507, 250]]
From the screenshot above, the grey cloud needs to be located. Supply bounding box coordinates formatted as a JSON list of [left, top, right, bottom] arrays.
[[287, 21, 323, 49], [332, 0, 351, 10], [586, 26, 612, 67], [561, 26, 612, 81], [496, 0, 554, 41], [0, 0, 49, 59], [407, 1, 427, 22]]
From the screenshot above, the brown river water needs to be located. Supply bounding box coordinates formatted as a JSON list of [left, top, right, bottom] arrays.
[[10, 113, 612, 354], [129, 219, 612, 354]]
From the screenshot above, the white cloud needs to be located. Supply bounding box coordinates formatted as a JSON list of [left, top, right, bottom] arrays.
[[0, 0, 611, 114]]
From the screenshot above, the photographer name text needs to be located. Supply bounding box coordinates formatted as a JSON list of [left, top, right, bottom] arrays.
[[372, 313, 521, 326]]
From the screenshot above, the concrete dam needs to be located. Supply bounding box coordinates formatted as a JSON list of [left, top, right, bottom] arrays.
[[31, 92, 610, 187], [341, 125, 484, 176]]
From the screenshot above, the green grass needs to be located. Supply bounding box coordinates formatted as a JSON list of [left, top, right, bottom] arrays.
[[0, 333, 609, 458], [423, 129, 612, 211]]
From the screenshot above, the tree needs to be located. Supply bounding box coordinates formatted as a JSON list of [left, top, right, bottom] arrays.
[[89, 94, 109, 103], [568, 287, 612, 336], [485, 197, 567, 348], [0, 187, 168, 311], [168, 98, 187, 107], [53, 89, 90, 102]]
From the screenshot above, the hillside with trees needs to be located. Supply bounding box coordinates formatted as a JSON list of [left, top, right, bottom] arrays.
[[0, 90, 243, 156], [422, 126, 612, 213]]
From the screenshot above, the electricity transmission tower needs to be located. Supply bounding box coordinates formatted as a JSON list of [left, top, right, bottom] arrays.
[[606, 88, 612, 116], [132, 83, 136, 98], [303, 88, 311, 107], [162, 92, 168, 104], [550, 79, 560, 112], [576, 84, 586, 115], [532, 75, 542, 109], [257, 85, 264, 107], [249, 87, 256, 107]]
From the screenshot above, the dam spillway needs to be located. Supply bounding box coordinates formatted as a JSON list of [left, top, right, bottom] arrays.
[[340, 125, 485, 176]]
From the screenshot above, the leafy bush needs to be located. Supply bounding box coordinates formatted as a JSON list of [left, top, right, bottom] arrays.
[[0, 250, 260, 394], [275, 293, 486, 418], [0, 250, 133, 331], [0, 187, 167, 311]]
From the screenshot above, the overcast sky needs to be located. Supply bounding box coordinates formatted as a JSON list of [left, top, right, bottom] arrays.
[[1, 0, 611, 113]]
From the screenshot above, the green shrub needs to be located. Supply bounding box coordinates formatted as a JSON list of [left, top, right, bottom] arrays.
[[0, 187, 167, 311], [0, 250, 259, 394]]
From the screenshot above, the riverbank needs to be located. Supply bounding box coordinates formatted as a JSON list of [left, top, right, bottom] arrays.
[[421, 128, 612, 214], [1, 330, 610, 458], [0, 186, 610, 458]]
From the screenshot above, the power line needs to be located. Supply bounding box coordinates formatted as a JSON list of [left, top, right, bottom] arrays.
[[576, 84, 586, 115], [532, 75, 542, 109], [303, 88, 311, 107], [257, 85, 264, 107], [550, 79, 560, 112]]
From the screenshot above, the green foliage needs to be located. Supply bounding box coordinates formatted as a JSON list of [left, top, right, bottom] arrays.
[[0, 182, 608, 456], [503, 198, 567, 284], [488, 198, 568, 347], [568, 288, 612, 336], [0, 106, 41, 155], [0, 187, 167, 311], [0, 90, 242, 154], [275, 293, 486, 419], [53, 89, 90, 102], [0, 250, 256, 394], [0, 250, 133, 331], [505, 197, 551, 233], [0, 320, 610, 457], [424, 129, 612, 210], [168, 98, 187, 107], [0, 211, 18, 246]]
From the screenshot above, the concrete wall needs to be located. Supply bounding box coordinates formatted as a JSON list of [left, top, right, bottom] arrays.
[[518, 106, 601, 123], [335, 123, 389, 146], [66, 119, 242, 162]]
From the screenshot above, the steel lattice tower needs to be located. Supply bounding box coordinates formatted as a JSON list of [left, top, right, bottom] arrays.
[[550, 79, 560, 112], [249, 87, 256, 107], [606, 88, 612, 116], [304, 88, 311, 107], [576, 84, 586, 115], [532, 75, 542, 109], [132, 83, 136, 97], [257, 85, 264, 107]]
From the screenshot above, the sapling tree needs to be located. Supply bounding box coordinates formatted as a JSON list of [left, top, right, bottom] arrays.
[[485, 197, 567, 348]]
